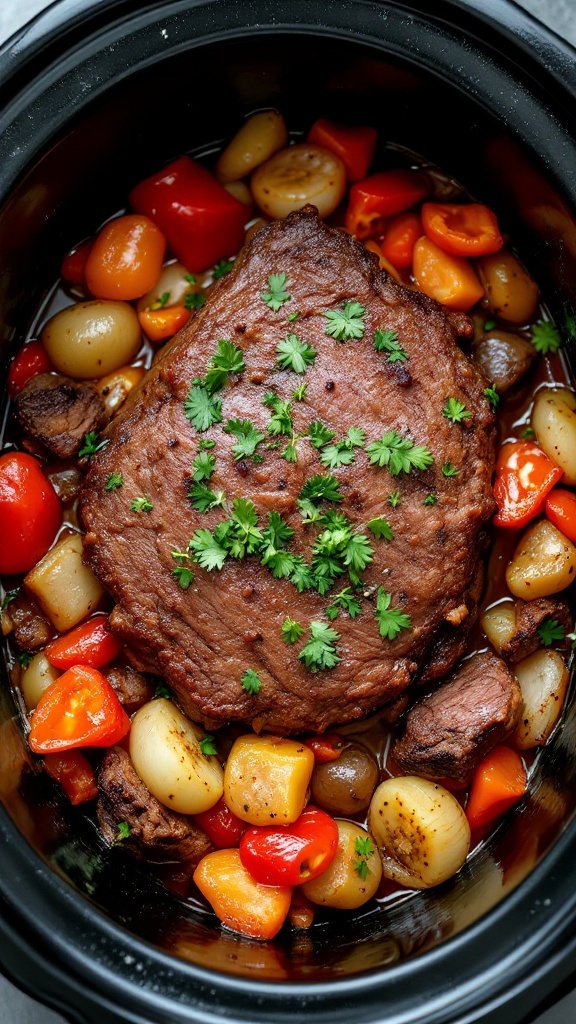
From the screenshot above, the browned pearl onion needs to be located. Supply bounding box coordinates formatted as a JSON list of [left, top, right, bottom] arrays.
[[310, 743, 379, 816]]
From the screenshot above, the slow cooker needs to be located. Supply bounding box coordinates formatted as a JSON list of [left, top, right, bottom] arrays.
[[2, 1, 576, 1022]]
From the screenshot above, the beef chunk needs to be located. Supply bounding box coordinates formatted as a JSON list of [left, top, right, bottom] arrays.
[[501, 598, 573, 662], [105, 665, 155, 715], [97, 746, 211, 866], [392, 651, 522, 782], [81, 207, 496, 734], [5, 590, 52, 650], [15, 373, 107, 459]]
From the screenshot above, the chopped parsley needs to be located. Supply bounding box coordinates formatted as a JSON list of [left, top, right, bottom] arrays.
[[366, 517, 394, 540], [442, 397, 471, 424], [154, 683, 172, 699], [287, 310, 301, 323], [298, 474, 343, 508], [104, 472, 123, 491], [298, 621, 341, 672], [183, 386, 223, 432], [324, 301, 365, 341], [441, 462, 459, 478], [78, 431, 109, 459], [187, 481, 226, 513], [263, 392, 293, 437], [188, 528, 228, 570], [326, 587, 362, 620], [282, 616, 304, 644], [388, 491, 401, 508], [276, 333, 317, 374], [131, 496, 152, 513], [483, 319, 496, 331], [223, 418, 266, 461], [354, 834, 375, 879], [184, 291, 206, 311], [198, 438, 216, 451], [292, 382, 307, 401], [191, 451, 215, 482], [213, 258, 234, 279], [319, 427, 365, 470], [531, 320, 562, 355], [241, 669, 262, 695], [308, 421, 335, 449], [18, 651, 33, 668], [373, 328, 408, 362], [0, 589, 18, 612], [204, 338, 246, 392], [199, 734, 218, 756], [537, 619, 565, 647], [184, 339, 245, 431], [484, 384, 500, 410], [374, 587, 411, 641], [171, 550, 195, 589], [261, 272, 290, 312], [366, 431, 434, 475], [424, 493, 437, 506], [521, 426, 536, 440], [116, 822, 131, 842]]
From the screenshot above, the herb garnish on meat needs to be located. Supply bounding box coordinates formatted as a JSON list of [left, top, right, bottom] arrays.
[[261, 273, 290, 311], [79, 431, 109, 459], [441, 462, 459, 477], [323, 301, 365, 341], [366, 431, 434, 475], [241, 669, 262, 695], [298, 621, 341, 672], [276, 333, 317, 373], [223, 418, 266, 461], [131, 496, 152, 513], [442, 397, 471, 424], [105, 472, 123, 491], [282, 617, 304, 644], [374, 587, 411, 640], [484, 384, 500, 410], [373, 329, 408, 362]]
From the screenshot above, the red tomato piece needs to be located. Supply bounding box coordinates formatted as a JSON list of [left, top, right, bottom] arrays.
[[421, 202, 503, 257], [303, 734, 346, 763], [380, 211, 422, 269], [194, 797, 247, 848], [138, 305, 191, 343], [28, 665, 131, 754], [466, 745, 526, 831], [493, 441, 564, 528], [7, 341, 53, 398], [60, 239, 94, 285], [130, 155, 247, 273], [545, 488, 576, 543], [45, 614, 122, 670], [239, 805, 338, 887], [307, 119, 377, 182], [0, 452, 61, 576], [43, 749, 98, 805], [345, 169, 428, 240], [85, 214, 166, 301]]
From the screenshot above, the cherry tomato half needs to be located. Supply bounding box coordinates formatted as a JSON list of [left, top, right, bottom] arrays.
[[303, 734, 346, 763], [493, 441, 564, 528], [545, 488, 576, 543], [45, 614, 123, 671], [28, 664, 131, 753], [85, 214, 166, 301], [0, 452, 62, 575], [194, 797, 247, 848], [239, 805, 339, 886], [7, 341, 52, 399], [421, 202, 503, 257]]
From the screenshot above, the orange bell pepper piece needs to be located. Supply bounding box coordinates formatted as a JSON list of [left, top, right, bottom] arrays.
[[412, 235, 484, 310], [466, 745, 527, 831], [194, 849, 292, 940]]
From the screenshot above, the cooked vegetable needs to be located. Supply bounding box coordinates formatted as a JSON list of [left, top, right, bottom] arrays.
[[302, 820, 382, 909], [310, 742, 379, 815], [465, 746, 526, 830], [545, 488, 576, 543], [60, 239, 94, 285], [223, 180, 253, 206], [41, 300, 141, 380], [513, 648, 569, 749], [421, 202, 503, 256], [412, 236, 484, 310], [380, 210, 421, 268], [473, 329, 535, 393], [224, 734, 314, 825], [251, 143, 347, 220], [363, 239, 404, 282], [95, 364, 145, 416], [7, 341, 52, 398], [85, 214, 166, 301], [45, 614, 122, 670], [481, 602, 516, 655], [43, 749, 99, 805], [345, 169, 427, 239], [505, 519, 576, 598], [0, 452, 61, 575], [492, 441, 563, 529], [20, 652, 60, 711], [239, 805, 339, 886], [130, 155, 247, 273], [25, 532, 105, 632], [216, 110, 288, 182], [28, 664, 130, 753], [129, 698, 223, 814], [303, 733, 345, 763], [531, 388, 576, 485], [307, 119, 377, 182], [138, 305, 190, 343], [368, 776, 470, 888], [477, 249, 539, 323], [194, 797, 247, 848], [193, 849, 292, 940]]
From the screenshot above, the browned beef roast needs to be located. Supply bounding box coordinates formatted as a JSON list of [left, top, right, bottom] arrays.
[[500, 597, 572, 662], [80, 207, 496, 734], [97, 746, 211, 865], [6, 590, 52, 650], [392, 651, 522, 781], [15, 372, 107, 459], [105, 665, 155, 716]]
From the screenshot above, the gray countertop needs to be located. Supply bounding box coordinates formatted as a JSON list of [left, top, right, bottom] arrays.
[[1, 0, 576, 1021]]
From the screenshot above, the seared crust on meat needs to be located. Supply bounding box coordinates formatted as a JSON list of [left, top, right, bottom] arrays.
[[80, 207, 496, 734]]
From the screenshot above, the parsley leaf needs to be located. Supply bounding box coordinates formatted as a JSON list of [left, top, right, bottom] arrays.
[[189, 529, 228, 570], [187, 481, 226, 513], [373, 329, 408, 362], [171, 562, 195, 589], [0, 589, 19, 612], [204, 338, 246, 394], [521, 426, 536, 440], [183, 385, 223, 432], [424, 493, 437, 505], [18, 651, 33, 668], [282, 616, 304, 644], [375, 587, 411, 640], [223, 418, 266, 460], [441, 462, 459, 477], [308, 421, 335, 449], [537, 619, 565, 647], [343, 533, 374, 572], [318, 427, 366, 470], [298, 474, 343, 506], [105, 472, 123, 491], [531, 320, 562, 355], [326, 587, 362, 620], [366, 431, 434, 475], [353, 834, 375, 879], [263, 392, 293, 436], [442, 397, 471, 424], [192, 451, 215, 482], [276, 333, 317, 374], [261, 272, 290, 312], [198, 438, 216, 451], [199, 735, 218, 756], [131, 496, 152, 513], [299, 621, 341, 672], [484, 319, 496, 331], [287, 310, 301, 323], [224, 499, 264, 558], [388, 491, 401, 508], [116, 821, 131, 842], [184, 290, 206, 311], [78, 431, 109, 459], [366, 517, 394, 540], [323, 301, 366, 341], [484, 384, 500, 410], [213, 258, 234, 279], [151, 291, 170, 309], [154, 683, 172, 699], [241, 669, 262, 695], [292, 382, 307, 401]]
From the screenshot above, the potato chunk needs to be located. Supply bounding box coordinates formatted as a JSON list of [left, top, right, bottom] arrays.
[[224, 734, 314, 825], [25, 533, 104, 632]]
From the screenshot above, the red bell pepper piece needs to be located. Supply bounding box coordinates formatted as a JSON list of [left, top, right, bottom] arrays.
[[466, 745, 526, 831], [307, 119, 377, 181], [45, 614, 122, 671], [493, 440, 564, 528], [239, 805, 338, 886], [129, 155, 247, 273], [380, 210, 422, 269], [303, 733, 346, 763], [60, 239, 94, 285], [28, 665, 131, 754], [194, 796, 247, 848], [421, 202, 503, 257], [7, 341, 53, 398], [545, 488, 576, 543], [43, 749, 99, 805], [0, 452, 61, 576], [345, 169, 428, 240]]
